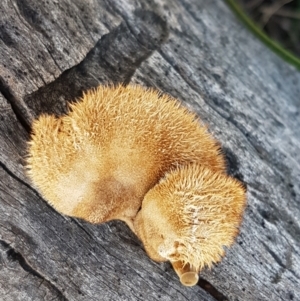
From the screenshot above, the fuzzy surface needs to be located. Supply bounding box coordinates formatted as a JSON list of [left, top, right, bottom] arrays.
[[27, 84, 245, 281], [27, 84, 226, 225]]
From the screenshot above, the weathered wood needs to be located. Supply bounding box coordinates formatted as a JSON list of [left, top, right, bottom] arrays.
[[0, 0, 299, 300]]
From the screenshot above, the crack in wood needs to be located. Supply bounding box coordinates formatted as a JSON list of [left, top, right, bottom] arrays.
[[0, 239, 68, 301], [262, 242, 294, 284], [222, 146, 246, 185], [0, 75, 32, 131], [198, 278, 229, 301], [24, 9, 168, 120], [0, 160, 36, 196]]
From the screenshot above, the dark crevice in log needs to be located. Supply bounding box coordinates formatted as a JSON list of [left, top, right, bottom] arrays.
[[262, 242, 296, 284], [124, 10, 169, 51], [262, 243, 286, 269], [0, 160, 36, 196], [222, 146, 246, 186], [71, 218, 95, 240], [0, 76, 32, 132], [24, 9, 168, 119], [198, 278, 228, 301], [0, 240, 68, 301]]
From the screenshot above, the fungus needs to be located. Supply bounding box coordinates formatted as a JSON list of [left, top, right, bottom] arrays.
[[134, 163, 246, 286], [27, 84, 246, 286]]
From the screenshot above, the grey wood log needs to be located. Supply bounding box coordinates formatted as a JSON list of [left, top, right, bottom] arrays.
[[0, 0, 299, 300]]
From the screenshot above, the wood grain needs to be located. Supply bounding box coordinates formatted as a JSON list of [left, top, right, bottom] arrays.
[[0, 0, 299, 300]]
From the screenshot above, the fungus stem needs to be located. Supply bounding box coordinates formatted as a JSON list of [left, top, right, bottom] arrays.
[[171, 261, 199, 287]]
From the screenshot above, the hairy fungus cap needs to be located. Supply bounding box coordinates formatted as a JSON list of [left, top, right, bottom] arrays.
[[134, 163, 246, 284], [26, 84, 246, 286], [26, 84, 226, 227]]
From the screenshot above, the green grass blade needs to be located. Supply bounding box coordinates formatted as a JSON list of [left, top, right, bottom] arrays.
[[225, 0, 300, 70]]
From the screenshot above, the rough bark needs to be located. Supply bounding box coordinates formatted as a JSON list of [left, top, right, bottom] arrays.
[[0, 0, 299, 300]]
